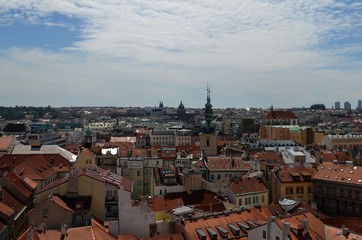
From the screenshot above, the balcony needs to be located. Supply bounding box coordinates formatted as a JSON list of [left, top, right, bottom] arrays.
[[105, 196, 118, 203]]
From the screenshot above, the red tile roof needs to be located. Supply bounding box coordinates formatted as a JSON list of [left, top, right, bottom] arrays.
[[0, 136, 16, 151], [202, 157, 250, 171], [277, 166, 316, 183], [313, 162, 362, 185], [183, 206, 272, 240], [3, 171, 32, 198], [324, 224, 362, 240], [229, 177, 267, 195], [275, 212, 325, 240], [0, 201, 15, 218], [38, 167, 133, 193], [148, 190, 223, 212], [17, 227, 41, 240], [36, 225, 116, 240], [0, 154, 72, 180], [2, 188, 26, 217], [266, 110, 298, 119], [22, 176, 38, 190], [321, 217, 362, 234], [28, 194, 73, 216]]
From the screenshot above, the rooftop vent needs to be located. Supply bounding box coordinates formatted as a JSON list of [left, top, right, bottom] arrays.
[[206, 227, 218, 240], [195, 228, 207, 240], [216, 226, 228, 238]]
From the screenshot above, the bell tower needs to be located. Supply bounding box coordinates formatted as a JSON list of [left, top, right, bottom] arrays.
[[200, 86, 217, 155]]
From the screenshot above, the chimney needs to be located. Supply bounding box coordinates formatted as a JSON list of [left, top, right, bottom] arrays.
[[301, 219, 309, 235], [267, 216, 276, 240], [297, 207, 305, 214], [283, 222, 290, 240], [342, 227, 349, 236]]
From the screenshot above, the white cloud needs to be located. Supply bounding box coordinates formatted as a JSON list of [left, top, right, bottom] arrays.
[[1, 0, 362, 107]]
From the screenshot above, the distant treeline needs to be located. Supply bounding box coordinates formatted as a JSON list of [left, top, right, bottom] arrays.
[[0, 106, 58, 120]]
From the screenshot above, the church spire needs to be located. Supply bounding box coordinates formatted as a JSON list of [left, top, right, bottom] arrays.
[[202, 85, 216, 134]]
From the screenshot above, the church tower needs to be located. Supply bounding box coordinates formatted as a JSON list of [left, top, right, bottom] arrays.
[[200, 87, 218, 155]]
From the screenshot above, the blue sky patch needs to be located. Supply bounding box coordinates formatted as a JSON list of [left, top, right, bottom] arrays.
[[0, 13, 82, 50]]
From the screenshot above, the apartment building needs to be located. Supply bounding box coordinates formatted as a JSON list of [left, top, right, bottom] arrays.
[[313, 162, 362, 216], [271, 166, 316, 204], [321, 134, 362, 150], [226, 177, 269, 209]]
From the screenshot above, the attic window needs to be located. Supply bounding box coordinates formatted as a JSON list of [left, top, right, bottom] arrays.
[[216, 226, 228, 238], [227, 224, 240, 236], [195, 229, 207, 240], [206, 227, 218, 240]]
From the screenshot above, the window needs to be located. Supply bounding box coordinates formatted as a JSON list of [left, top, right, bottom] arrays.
[[262, 195, 265, 203], [239, 199, 242, 206], [307, 186, 311, 194], [263, 230, 266, 239], [206, 139, 210, 147]]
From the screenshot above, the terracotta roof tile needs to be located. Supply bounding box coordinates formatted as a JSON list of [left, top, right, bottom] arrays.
[[277, 166, 316, 183], [0, 201, 15, 218], [275, 212, 325, 240], [2, 188, 26, 216], [266, 110, 298, 120], [3, 171, 32, 198], [313, 162, 362, 185], [17, 227, 41, 240], [324, 224, 362, 240], [205, 157, 250, 171], [0, 136, 16, 151], [321, 217, 362, 234], [229, 177, 267, 195], [183, 207, 272, 240], [51, 195, 74, 212], [22, 176, 38, 190]]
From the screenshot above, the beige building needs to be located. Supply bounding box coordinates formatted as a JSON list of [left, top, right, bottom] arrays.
[[259, 125, 313, 146], [73, 148, 97, 169], [321, 134, 362, 150], [35, 167, 133, 224], [271, 166, 316, 204], [226, 177, 269, 209], [27, 195, 73, 229]]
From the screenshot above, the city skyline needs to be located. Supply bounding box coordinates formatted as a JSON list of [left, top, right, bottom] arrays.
[[1, 1, 362, 108]]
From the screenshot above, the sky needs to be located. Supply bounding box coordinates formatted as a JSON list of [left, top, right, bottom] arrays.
[[1, 0, 362, 109]]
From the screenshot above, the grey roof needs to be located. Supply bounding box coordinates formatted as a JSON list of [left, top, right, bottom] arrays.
[[11, 144, 77, 162]]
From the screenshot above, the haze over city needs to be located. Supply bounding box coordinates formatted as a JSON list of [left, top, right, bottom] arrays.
[[1, 1, 362, 108]]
